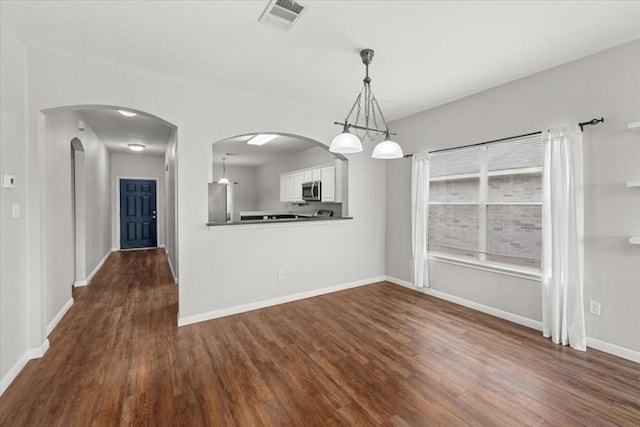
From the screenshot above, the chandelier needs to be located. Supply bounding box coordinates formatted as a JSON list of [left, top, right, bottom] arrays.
[[329, 49, 403, 159], [217, 157, 230, 185]]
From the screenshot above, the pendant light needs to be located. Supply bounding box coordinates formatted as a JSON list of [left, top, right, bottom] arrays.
[[217, 158, 230, 185], [330, 49, 403, 159]]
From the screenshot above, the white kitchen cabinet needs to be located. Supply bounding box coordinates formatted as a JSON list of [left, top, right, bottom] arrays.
[[312, 168, 321, 181], [303, 170, 312, 183], [294, 172, 304, 201], [279, 175, 287, 202], [280, 173, 296, 202], [321, 166, 335, 202]]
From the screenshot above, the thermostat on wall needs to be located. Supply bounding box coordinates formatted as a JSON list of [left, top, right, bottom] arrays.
[[3, 175, 16, 188]]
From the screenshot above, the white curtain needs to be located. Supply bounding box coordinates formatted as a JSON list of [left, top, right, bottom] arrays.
[[542, 125, 586, 351], [411, 153, 430, 288]]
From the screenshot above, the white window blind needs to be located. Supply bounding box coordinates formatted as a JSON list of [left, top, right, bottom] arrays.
[[428, 133, 543, 270]]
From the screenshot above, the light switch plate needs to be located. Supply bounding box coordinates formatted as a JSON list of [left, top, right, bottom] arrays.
[[12, 203, 20, 218], [3, 175, 16, 188]]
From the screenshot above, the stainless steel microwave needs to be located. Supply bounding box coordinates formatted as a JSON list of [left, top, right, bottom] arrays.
[[302, 181, 321, 201]]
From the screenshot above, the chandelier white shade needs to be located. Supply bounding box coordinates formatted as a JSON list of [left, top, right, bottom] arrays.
[[217, 157, 230, 185], [372, 135, 404, 159], [332, 49, 403, 160], [329, 130, 363, 153]]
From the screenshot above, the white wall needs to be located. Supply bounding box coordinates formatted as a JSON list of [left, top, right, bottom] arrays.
[[23, 46, 386, 324], [164, 130, 178, 280], [214, 164, 258, 213], [386, 40, 640, 352], [44, 110, 111, 322], [0, 16, 29, 392], [111, 152, 165, 249]]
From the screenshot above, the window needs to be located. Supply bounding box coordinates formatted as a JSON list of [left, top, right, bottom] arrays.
[[428, 134, 543, 271]]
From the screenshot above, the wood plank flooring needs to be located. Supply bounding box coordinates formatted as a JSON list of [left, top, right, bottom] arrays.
[[1, 248, 639, 426]]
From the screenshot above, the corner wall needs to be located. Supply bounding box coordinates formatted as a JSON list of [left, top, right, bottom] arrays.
[[0, 15, 29, 393], [44, 110, 111, 322], [386, 40, 640, 353], [164, 130, 178, 280]]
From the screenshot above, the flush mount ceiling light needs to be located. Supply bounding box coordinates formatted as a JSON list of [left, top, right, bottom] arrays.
[[330, 49, 403, 160], [118, 110, 137, 117], [128, 143, 145, 152], [247, 134, 278, 146], [217, 158, 230, 185]]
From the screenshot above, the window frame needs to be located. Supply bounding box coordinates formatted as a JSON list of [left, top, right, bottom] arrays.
[[427, 145, 543, 282]]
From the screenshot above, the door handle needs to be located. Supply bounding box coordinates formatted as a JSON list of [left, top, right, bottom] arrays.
[[152, 216, 157, 219]]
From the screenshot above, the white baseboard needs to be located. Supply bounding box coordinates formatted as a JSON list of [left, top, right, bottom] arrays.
[[587, 337, 640, 364], [158, 244, 166, 248], [178, 275, 386, 327], [46, 298, 74, 336], [385, 276, 640, 364], [166, 256, 178, 285], [1, 339, 49, 396], [74, 249, 111, 287], [385, 276, 543, 331]]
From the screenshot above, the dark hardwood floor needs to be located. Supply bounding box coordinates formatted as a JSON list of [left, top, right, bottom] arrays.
[[1, 249, 639, 426]]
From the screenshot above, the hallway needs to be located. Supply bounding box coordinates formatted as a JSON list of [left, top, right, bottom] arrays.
[[0, 249, 179, 425], [1, 250, 639, 425]]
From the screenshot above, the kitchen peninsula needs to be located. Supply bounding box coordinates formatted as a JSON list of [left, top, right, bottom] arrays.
[[207, 210, 352, 227]]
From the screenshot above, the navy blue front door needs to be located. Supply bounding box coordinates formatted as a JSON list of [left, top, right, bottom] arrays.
[[120, 179, 157, 249]]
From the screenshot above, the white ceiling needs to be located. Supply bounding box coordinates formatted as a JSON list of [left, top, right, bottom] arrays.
[[2, 1, 639, 122], [79, 109, 174, 156], [212, 134, 320, 167]]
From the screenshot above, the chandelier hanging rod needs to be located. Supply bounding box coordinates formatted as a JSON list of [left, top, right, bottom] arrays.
[[333, 122, 397, 136]]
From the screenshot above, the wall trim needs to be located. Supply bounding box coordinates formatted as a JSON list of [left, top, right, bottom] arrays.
[[587, 337, 640, 364], [385, 276, 543, 331], [1, 339, 49, 396], [385, 276, 640, 364], [46, 297, 73, 336], [166, 255, 178, 285], [74, 249, 111, 287], [178, 275, 386, 327]]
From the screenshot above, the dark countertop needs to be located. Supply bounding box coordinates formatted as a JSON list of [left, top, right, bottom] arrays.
[[207, 216, 353, 227]]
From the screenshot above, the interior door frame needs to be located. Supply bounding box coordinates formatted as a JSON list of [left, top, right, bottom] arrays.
[[116, 176, 159, 250]]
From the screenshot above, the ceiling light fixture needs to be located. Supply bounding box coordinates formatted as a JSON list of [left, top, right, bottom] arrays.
[[217, 158, 230, 185], [330, 49, 403, 159], [128, 143, 145, 152], [118, 110, 137, 117], [247, 134, 278, 146]]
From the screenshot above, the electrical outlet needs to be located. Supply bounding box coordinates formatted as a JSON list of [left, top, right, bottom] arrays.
[[589, 301, 601, 316], [278, 270, 285, 281]]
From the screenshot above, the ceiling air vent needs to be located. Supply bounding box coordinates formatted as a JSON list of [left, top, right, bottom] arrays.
[[259, 0, 307, 31]]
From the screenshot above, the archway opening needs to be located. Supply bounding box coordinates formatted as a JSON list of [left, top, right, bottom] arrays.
[[209, 132, 349, 224]]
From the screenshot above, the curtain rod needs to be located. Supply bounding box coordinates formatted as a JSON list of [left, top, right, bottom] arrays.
[[402, 117, 604, 157], [427, 131, 541, 155], [578, 117, 604, 132]]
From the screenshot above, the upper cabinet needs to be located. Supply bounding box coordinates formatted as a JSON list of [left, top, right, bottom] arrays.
[[321, 167, 335, 202], [280, 161, 343, 203], [279, 174, 295, 202]]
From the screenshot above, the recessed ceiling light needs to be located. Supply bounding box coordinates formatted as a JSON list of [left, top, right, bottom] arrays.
[[128, 143, 146, 152], [118, 110, 137, 117], [247, 134, 278, 146]]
